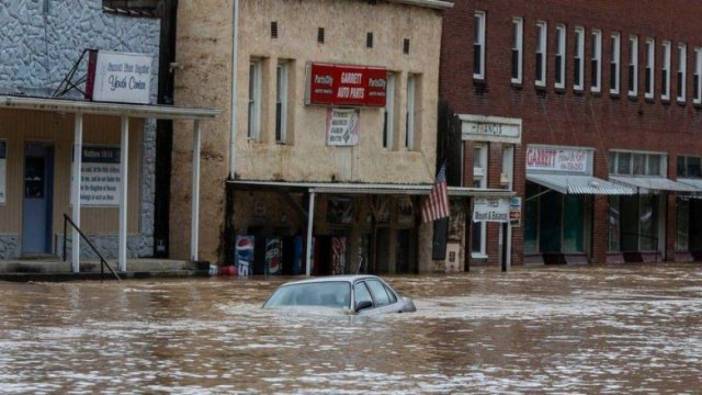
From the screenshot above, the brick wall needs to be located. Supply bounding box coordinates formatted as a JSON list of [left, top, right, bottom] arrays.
[[441, 0, 702, 265]]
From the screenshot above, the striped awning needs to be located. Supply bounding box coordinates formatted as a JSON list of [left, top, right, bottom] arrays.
[[527, 174, 635, 195], [610, 176, 701, 193]]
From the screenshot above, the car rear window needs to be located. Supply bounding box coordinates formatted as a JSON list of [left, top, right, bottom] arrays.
[[264, 282, 351, 309], [366, 280, 391, 306]]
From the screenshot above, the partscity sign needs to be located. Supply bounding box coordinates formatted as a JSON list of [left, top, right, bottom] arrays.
[[86, 50, 153, 104]]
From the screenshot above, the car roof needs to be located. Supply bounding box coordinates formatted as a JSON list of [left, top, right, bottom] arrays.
[[281, 275, 383, 287]]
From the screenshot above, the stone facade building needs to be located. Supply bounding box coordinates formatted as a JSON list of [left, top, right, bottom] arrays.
[[440, 0, 702, 266], [170, 0, 514, 274], [0, 0, 160, 260]]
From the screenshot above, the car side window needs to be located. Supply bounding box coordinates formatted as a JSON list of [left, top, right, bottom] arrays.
[[366, 280, 391, 307], [384, 284, 398, 304], [354, 282, 373, 307]]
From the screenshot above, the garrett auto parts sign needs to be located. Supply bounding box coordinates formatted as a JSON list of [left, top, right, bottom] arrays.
[[307, 63, 387, 107]]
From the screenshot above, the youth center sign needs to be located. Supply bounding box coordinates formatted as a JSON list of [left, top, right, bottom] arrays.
[[526, 146, 590, 174], [86, 50, 153, 104], [307, 63, 387, 107]]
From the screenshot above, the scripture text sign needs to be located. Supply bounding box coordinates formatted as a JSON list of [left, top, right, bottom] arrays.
[[89, 51, 152, 104], [308, 63, 387, 107], [80, 146, 121, 206]]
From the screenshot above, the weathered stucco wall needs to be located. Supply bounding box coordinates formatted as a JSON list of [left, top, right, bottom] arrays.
[[172, 0, 445, 263]]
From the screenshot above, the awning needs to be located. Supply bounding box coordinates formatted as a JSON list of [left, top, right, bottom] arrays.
[[527, 173, 635, 195], [610, 176, 701, 193], [229, 180, 514, 198]]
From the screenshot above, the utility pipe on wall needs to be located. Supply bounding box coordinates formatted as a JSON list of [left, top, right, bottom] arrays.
[[228, 0, 240, 179]]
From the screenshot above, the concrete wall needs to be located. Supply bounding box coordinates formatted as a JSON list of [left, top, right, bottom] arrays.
[[173, 0, 446, 263], [0, 0, 160, 259]]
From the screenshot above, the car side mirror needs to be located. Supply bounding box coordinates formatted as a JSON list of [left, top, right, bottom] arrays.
[[355, 300, 373, 312]]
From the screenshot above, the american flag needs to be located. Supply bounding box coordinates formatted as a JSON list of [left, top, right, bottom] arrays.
[[422, 162, 450, 223]]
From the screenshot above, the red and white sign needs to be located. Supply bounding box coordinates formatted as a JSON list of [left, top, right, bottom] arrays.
[[526, 146, 590, 174], [307, 63, 387, 107]]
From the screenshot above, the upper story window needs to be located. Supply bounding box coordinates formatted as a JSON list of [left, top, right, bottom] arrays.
[[248, 59, 262, 140], [473, 11, 486, 80], [275, 61, 289, 144], [609, 151, 664, 177], [628, 35, 639, 97], [610, 32, 621, 95], [383, 72, 397, 149], [694, 48, 702, 104], [677, 44, 687, 103], [591, 29, 602, 93], [554, 24, 566, 89], [405, 74, 419, 150], [645, 38, 655, 99], [574, 26, 585, 91], [678, 155, 702, 178], [511, 17, 524, 84], [535, 21, 548, 87], [662, 41, 672, 101]]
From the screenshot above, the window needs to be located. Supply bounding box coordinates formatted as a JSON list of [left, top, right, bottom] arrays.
[[677, 44, 687, 103], [403, 38, 410, 54], [662, 41, 671, 101], [610, 151, 665, 176], [247, 60, 262, 140], [574, 26, 585, 91], [535, 21, 547, 87], [645, 38, 655, 99], [695, 48, 702, 104], [628, 35, 638, 97], [473, 11, 486, 80], [275, 62, 289, 144], [270, 21, 278, 39], [317, 27, 325, 44], [383, 73, 396, 149], [366, 280, 391, 306], [501, 145, 514, 190], [555, 24, 566, 89], [591, 29, 602, 92], [353, 282, 373, 307], [366, 32, 373, 48], [676, 198, 690, 252], [677, 156, 702, 178], [405, 74, 417, 149], [472, 144, 488, 257], [610, 32, 621, 95], [511, 17, 523, 84]]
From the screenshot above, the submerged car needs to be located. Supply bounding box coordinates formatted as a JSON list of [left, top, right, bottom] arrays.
[[263, 275, 416, 315]]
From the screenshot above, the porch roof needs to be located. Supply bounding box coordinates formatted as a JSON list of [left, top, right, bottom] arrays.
[[229, 179, 514, 198], [610, 176, 701, 193], [0, 94, 219, 120]]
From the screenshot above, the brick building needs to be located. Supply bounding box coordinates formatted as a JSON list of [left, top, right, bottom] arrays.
[[440, 0, 702, 266]]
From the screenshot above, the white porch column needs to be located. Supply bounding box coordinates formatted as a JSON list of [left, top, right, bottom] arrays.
[[118, 116, 129, 272], [71, 113, 83, 273], [305, 191, 316, 277], [191, 120, 202, 262]]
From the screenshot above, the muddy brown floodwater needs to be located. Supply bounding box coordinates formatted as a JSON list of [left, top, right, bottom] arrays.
[[1, 265, 701, 394]]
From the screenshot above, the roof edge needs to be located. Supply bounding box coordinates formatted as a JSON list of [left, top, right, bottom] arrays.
[[385, 0, 454, 10]]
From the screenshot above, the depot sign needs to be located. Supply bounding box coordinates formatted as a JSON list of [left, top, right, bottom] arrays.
[[306, 63, 387, 107]]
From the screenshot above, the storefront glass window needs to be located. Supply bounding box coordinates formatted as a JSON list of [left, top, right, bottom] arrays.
[[677, 198, 690, 251], [639, 195, 659, 251], [524, 183, 540, 254], [563, 196, 585, 253], [608, 196, 621, 252]]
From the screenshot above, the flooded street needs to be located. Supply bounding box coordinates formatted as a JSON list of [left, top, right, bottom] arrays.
[[1, 265, 701, 394]]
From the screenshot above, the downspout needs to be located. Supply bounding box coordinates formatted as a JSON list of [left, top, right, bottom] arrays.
[[223, 0, 240, 265]]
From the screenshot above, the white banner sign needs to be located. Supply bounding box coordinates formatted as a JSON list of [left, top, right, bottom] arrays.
[[461, 115, 522, 144], [326, 108, 360, 146], [526, 146, 590, 174], [473, 197, 510, 223], [0, 140, 6, 204], [79, 146, 121, 206], [89, 50, 152, 104]]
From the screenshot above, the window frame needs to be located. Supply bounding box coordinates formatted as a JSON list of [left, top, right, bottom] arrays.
[[275, 61, 289, 144], [473, 11, 487, 80], [609, 150, 666, 177], [247, 59, 262, 140], [628, 35, 639, 98], [535, 21, 548, 87], [677, 43, 687, 103], [383, 72, 396, 149], [610, 32, 621, 95], [694, 48, 702, 104], [405, 74, 417, 150], [555, 24, 566, 89], [591, 29, 602, 93], [662, 41, 672, 101], [511, 17, 524, 84], [645, 38, 655, 99], [574, 26, 585, 91]]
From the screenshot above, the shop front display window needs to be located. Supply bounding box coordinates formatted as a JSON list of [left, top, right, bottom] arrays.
[[524, 182, 586, 255], [676, 198, 690, 252], [610, 194, 661, 252], [563, 195, 585, 253], [639, 194, 659, 251], [608, 196, 621, 252], [524, 183, 540, 255]]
